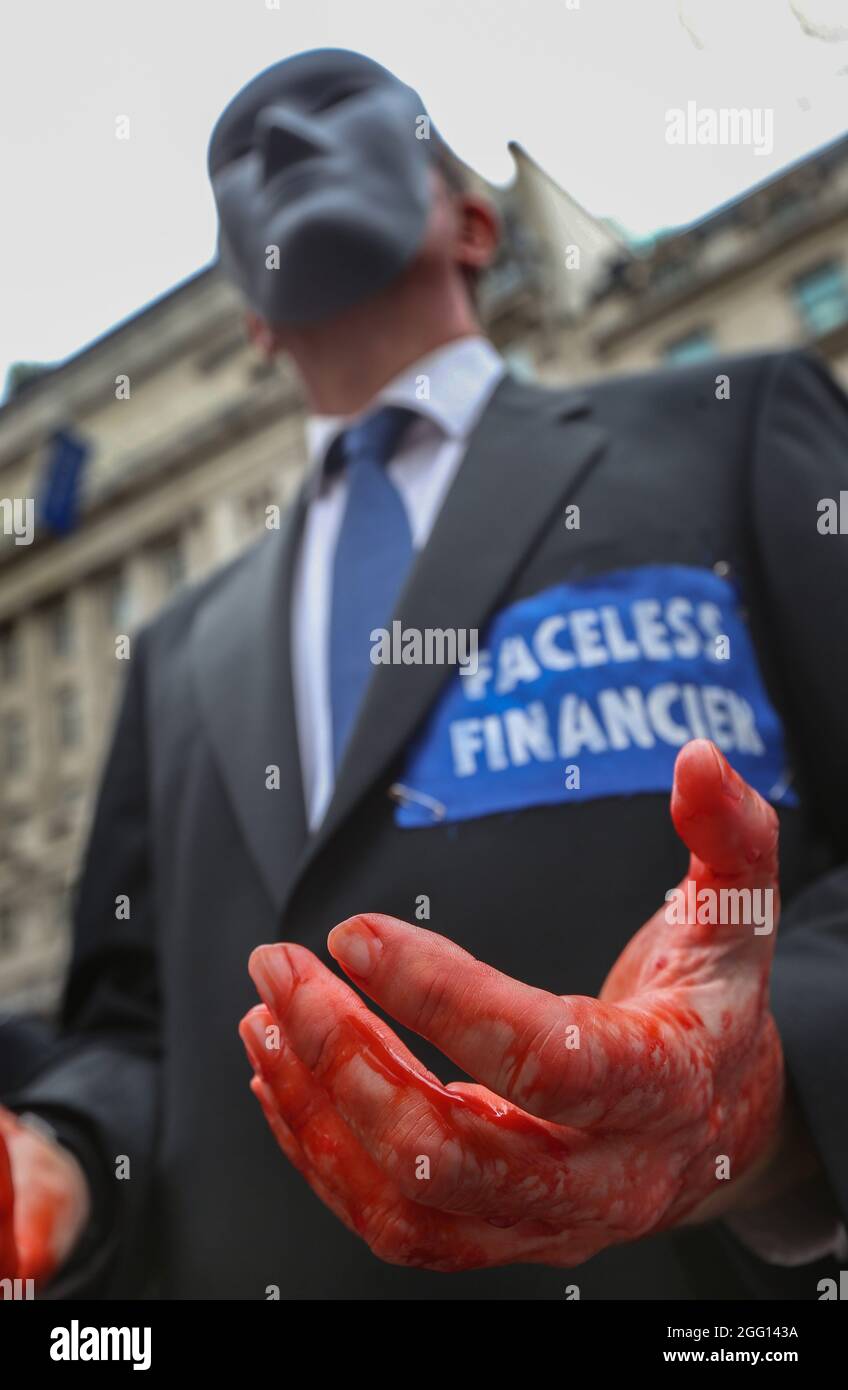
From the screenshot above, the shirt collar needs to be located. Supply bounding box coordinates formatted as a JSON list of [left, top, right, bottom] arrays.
[[304, 336, 505, 487]]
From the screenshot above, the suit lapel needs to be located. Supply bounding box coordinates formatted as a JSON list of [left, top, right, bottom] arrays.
[[190, 492, 308, 914], [290, 373, 609, 895]]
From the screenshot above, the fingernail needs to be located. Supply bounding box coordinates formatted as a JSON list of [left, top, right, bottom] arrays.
[[240, 1010, 270, 1072], [329, 918, 382, 977], [712, 744, 743, 801], [250, 945, 293, 1012]]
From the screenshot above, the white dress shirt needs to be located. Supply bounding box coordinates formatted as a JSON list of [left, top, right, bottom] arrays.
[[292, 335, 505, 830]]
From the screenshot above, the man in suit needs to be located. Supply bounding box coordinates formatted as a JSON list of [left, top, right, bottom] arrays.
[[1, 49, 847, 1300]]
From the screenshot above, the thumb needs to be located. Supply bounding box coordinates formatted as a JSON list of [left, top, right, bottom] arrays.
[[601, 740, 779, 1005], [671, 739, 779, 889]]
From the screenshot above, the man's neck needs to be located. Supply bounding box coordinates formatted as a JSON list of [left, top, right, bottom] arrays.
[[283, 267, 482, 417]]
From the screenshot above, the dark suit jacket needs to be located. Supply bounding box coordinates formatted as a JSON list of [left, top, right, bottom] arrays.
[[8, 348, 848, 1300], [0, 1016, 54, 1094]]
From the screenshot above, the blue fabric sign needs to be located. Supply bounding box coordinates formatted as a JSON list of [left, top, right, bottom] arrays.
[[393, 565, 795, 827]]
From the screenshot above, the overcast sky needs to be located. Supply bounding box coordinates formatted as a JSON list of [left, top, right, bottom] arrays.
[[2, 0, 847, 398]]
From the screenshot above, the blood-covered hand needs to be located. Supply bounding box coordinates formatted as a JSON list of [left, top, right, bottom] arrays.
[[241, 739, 784, 1271], [0, 1106, 91, 1291], [0, 1120, 16, 1281]]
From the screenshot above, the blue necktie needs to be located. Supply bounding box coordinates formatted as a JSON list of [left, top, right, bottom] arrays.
[[329, 405, 416, 768]]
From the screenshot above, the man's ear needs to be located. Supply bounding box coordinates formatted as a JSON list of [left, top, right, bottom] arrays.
[[455, 195, 500, 277], [244, 310, 283, 359]]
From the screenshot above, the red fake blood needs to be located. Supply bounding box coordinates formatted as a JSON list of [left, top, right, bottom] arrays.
[[0, 1132, 17, 1282]]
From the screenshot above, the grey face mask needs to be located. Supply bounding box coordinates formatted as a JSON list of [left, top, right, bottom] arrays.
[[208, 49, 439, 326]]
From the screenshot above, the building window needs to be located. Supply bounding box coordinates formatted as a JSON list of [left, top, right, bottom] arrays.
[[61, 783, 83, 822], [0, 624, 21, 682], [242, 487, 277, 538], [769, 191, 805, 231], [662, 328, 716, 365], [46, 598, 75, 659], [103, 568, 132, 632], [55, 685, 82, 749], [3, 711, 26, 774], [0, 906, 18, 954], [651, 260, 692, 296], [154, 535, 186, 595], [792, 262, 848, 336], [46, 786, 83, 841]]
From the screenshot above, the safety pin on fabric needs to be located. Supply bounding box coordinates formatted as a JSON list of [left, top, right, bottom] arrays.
[[387, 783, 447, 822]]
